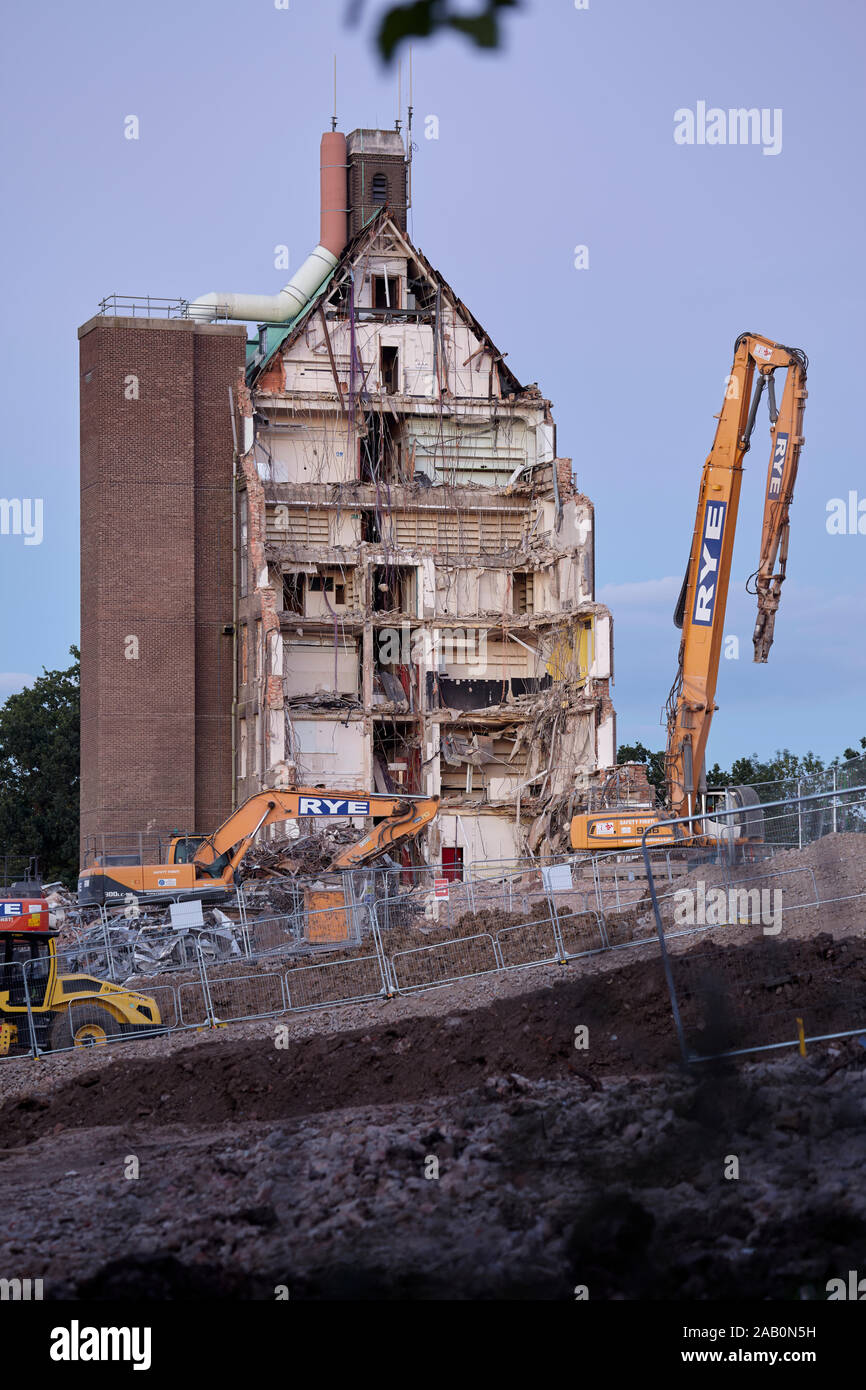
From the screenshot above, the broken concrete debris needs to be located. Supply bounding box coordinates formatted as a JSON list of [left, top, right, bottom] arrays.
[[242, 826, 358, 880]]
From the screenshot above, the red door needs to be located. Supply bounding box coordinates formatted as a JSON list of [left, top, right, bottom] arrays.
[[442, 847, 464, 883]]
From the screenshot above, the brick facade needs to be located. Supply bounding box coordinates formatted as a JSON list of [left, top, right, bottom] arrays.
[[346, 130, 407, 236], [78, 315, 246, 850]]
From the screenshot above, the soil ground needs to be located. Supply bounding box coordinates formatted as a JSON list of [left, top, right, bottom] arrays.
[[1, 874, 865, 1299]]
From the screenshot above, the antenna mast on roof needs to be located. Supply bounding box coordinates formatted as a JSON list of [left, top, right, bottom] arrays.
[[331, 54, 337, 131], [406, 45, 413, 209]]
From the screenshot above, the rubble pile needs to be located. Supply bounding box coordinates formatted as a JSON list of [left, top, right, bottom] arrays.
[[240, 826, 359, 880], [40, 882, 78, 931], [55, 910, 243, 981]]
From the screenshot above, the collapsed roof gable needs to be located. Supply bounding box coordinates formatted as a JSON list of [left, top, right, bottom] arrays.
[[247, 208, 524, 395]]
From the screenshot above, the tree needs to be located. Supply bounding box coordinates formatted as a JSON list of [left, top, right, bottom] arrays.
[[0, 648, 80, 886], [723, 748, 826, 789], [625, 736, 865, 805], [348, 0, 521, 62]]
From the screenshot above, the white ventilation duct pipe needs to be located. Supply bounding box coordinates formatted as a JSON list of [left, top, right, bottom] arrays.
[[186, 244, 338, 324], [187, 132, 348, 324]]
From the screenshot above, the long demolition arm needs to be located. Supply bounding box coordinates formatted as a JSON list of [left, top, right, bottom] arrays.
[[665, 332, 807, 820], [190, 789, 439, 875], [751, 344, 809, 662]]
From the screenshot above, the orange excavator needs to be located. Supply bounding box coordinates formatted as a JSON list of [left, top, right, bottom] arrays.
[[571, 331, 808, 850], [78, 790, 439, 907]]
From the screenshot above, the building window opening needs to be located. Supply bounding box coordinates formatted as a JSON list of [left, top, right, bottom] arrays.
[[371, 172, 388, 204], [512, 572, 534, 615], [372, 564, 415, 613], [360, 411, 402, 482], [373, 275, 400, 310], [373, 727, 420, 794], [282, 574, 304, 614], [407, 262, 436, 314], [380, 345, 399, 393], [361, 510, 381, 543]]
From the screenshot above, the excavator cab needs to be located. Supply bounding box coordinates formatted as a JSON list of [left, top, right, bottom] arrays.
[[0, 929, 54, 1010], [169, 835, 206, 864], [167, 835, 232, 880], [0, 908, 162, 1055]]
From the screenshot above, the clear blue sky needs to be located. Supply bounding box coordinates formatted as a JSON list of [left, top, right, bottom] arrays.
[[1, 0, 863, 766]]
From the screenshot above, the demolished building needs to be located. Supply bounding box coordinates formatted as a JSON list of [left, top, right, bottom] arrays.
[[79, 125, 615, 867]]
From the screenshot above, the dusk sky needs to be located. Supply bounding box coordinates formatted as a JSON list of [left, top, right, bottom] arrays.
[[1, 0, 863, 767]]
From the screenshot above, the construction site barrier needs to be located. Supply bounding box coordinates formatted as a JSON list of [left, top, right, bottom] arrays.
[[283, 952, 388, 1011], [3, 793, 862, 1060], [642, 785, 866, 1062], [389, 932, 501, 992]]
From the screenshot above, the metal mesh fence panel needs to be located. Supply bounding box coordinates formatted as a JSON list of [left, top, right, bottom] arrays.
[[0, 961, 36, 1057], [65, 983, 175, 1044], [178, 979, 210, 1027], [197, 970, 287, 1025], [284, 953, 387, 1010], [141, 982, 180, 1031], [557, 909, 608, 957], [50, 948, 162, 1049], [242, 901, 365, 957], [466, 866, 556, 920], [668, 921, 866, 1059], [243, 912, 305, 957], [389, 933, 500, 992], [495, 917, 561, 969]]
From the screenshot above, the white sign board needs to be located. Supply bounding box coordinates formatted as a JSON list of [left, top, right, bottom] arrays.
[[541, 864, 573, 894], [169, 899, 205, 929]]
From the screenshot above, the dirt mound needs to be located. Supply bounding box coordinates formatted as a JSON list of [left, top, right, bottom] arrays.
[[5, 929, 864, 1144], [3, 1042, 866, 1300], [766, 831, 866, 900], [0, 962, 672, 1142]]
